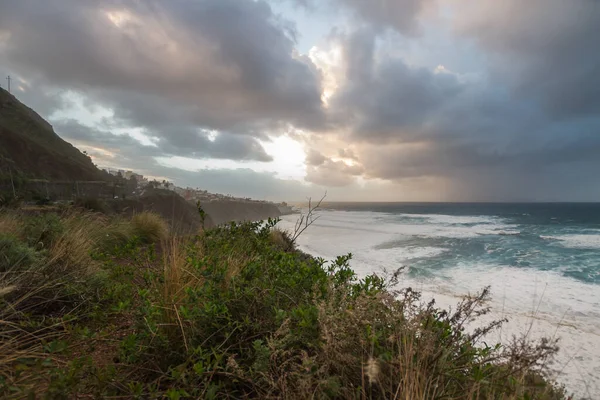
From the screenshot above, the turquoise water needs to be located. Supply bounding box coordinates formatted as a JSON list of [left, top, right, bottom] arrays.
[[318, 202, 600, 284]]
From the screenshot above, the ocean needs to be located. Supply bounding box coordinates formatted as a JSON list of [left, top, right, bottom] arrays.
[[279, 202, 600, 399]]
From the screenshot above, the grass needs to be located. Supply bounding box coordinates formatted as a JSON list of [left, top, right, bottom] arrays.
[[0, 209, 570, 399], [131, 211, 170, 244]]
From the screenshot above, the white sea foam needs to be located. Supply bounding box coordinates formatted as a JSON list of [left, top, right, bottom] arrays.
[[290, 210, 519, 239], [541, 234, 600, 249], [494, 230, 522, 236], [397, 213, 499, 225], [410, 265, 600, 399], [278, 210, 600, 398]]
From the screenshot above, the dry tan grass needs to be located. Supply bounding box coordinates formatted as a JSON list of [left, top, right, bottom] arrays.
[[0, 210, 21, 237], [131, 212, 169, 243], [156, 238, 205, 351], [162, 238, 192, 305], [269, 228, 292, 251], [259, 283, 564, 400], [0, 210, 143, 397], [44, 212, 105, 276]]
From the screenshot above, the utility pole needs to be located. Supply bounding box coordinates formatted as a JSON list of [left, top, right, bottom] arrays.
[[6, 75, 11, 93]]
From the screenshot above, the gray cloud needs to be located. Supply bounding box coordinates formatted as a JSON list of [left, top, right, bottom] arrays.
[[51, 120, 321, 199], [337, 0, 430, 35], [324, 26, 600, 199], [305, 149, 327, 166], [457, 0, 600, 118], [2, 0, 600, 201], [55, 119, 272, 163], [305, 156, 364, 187], [330, 29, 465, 143], [288, 0, 429, 35], [338, 148, 359, 161], [0, 0, 325, 154]]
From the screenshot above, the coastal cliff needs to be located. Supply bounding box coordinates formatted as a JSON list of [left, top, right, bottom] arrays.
[[201, 200, 282, 226]]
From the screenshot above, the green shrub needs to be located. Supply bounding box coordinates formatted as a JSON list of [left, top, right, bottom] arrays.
[[0, 211, 567, 399], [124, 219, 565, 399], [0, 234, 39, 273], [23, 213, 65, 248]]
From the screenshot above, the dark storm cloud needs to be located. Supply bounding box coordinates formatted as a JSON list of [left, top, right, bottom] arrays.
[[0, 0, 325, 154], [288, 0, 429, 35], [324, 27, 600, 199], [330, 29, 465, 143], [336, 0, 430, 35], [329, 29, 472, 145], [458, 0, 600, 118], [2, 0, 600, 201]]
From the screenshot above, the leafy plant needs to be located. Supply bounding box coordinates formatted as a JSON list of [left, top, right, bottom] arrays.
[[0, 234, 39, 273]]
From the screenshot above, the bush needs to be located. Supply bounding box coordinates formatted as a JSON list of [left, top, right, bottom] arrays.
[[23, 213, 65, 248], [1, 212, 116, 318], [269, 227, 294, 251], [0, 211, 567, 399], [0, 192, 22, 208], [0, 234, 39, 273], [123, 219, 565, 399], [73, 197, 108, 213], [130, 212, 169, 243]]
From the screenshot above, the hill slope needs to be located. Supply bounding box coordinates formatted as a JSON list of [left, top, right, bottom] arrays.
[[0, 87, 108, 181], [106, 188, 215, 233]]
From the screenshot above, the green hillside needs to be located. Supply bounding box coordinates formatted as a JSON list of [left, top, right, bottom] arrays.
[[0, 87, 108, 181]]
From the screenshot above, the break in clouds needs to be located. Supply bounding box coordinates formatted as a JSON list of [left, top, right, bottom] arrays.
[[1, 0, 599, 201]]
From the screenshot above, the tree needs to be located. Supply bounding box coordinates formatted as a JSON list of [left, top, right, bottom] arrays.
[[129, 175, 138, 188]]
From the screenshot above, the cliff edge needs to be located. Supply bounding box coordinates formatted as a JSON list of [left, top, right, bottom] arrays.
[[201, 200, 282, 226]]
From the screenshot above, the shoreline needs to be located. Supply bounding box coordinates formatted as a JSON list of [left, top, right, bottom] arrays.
[[279, 213, 600, 398]]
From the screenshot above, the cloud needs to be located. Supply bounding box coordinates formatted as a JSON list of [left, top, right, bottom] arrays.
[[329, 29, 465, 143], [55, 119, 273, 164], [456, 0, 600, 118], [316, 26, 600, 199], [0, 0, 326, 147], [337, 0, 431, 35], [161, 167, 313, 200], [2, 0, 600, 201], [305, 149, 327, 166], [289, 0, 430, 35], [338, 148, 359, 161], [305, 157, 364, 187]]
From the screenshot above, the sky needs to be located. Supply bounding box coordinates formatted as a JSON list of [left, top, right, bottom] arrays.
[[1, 0, 599, 202]]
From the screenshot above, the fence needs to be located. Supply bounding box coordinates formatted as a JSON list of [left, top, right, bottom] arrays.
[[0, 179, 134, 201]]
